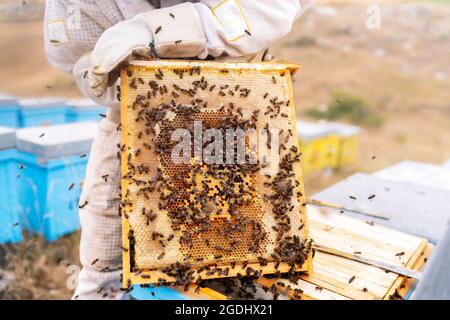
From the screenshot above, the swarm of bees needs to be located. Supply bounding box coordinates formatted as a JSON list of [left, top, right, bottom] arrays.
[[119, 62, 312, 298]]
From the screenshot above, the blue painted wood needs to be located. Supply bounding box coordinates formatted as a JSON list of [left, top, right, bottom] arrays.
[[131, 286, 190, 300]]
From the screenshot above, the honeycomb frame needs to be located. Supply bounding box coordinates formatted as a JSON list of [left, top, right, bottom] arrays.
[[120, 60, 313, 287]]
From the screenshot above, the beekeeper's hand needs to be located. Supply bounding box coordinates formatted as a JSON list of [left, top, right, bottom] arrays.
[[71, 52, 120, 108], [89, 15, 154, 97]]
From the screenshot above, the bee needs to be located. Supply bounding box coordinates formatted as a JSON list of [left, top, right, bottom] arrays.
[[39, 133, 45, 138], [155, 26, 162, 34], [348, 275, 356, 284], [129, 78, 138, 89], [155, 69, 164, 80], [169, 13, 175, 19], [78, 200, 88, 209], [91, 258, 99, 266], [68, 183, 75, 191]]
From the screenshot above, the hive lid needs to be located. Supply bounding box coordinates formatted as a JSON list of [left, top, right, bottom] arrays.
[[66, 98, 105, 110], [19, 97, 67, 109], [312, 173, 450, 242], [328, 122, 361, 137], [16, 121, 99, 159], [0, 92, 18, 107], [296, 120, 337, 140], [0, 126, 16, 150], [374, 161, 450, 191]]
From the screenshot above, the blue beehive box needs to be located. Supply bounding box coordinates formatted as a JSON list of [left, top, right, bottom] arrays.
[[15, 122, 99, 242], [19, 98, 68, 128], [65, 98, 107, 123], [0, 126, 22, 243], [131, 286, 191, 300], [0, 93, 20, 128]]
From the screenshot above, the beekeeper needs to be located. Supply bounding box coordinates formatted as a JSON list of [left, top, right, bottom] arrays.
[[44, 0, 311, 300]]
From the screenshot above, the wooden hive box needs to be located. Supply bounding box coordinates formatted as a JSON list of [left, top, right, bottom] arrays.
[[120, 60, 312, 287]]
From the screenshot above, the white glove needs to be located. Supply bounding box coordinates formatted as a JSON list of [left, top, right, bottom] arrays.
[[89, 15, 154, 97], [73, 52, 121, 108]]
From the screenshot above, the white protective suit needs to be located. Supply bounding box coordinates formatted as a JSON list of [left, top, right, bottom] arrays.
[[44, 0, 310, 300]]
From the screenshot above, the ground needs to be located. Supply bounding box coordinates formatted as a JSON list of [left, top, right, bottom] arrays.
[[0, 0, 449, 299]]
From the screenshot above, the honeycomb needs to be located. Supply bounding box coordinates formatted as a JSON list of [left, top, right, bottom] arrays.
[[120, 60, 313, 286]]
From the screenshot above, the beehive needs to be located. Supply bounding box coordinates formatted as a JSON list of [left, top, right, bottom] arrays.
[[120, 60, 312, 287]]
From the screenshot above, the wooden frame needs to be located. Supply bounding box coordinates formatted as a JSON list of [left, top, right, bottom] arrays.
[[120, 60, 313, 287]]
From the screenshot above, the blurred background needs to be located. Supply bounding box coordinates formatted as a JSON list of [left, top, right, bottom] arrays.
[[0, 0, 449, 299]]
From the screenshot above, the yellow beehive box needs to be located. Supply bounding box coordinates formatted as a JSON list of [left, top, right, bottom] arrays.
[[120, 60, 313, 287], [297, 121, 340, 174], [329, 123, 361, 167]]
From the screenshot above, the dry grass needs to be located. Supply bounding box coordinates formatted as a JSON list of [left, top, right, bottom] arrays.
[[1, 0, 450, 299]]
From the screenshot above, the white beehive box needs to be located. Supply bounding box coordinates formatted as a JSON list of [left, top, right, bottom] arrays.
[[312, 173, 450, 242], [16, 121, 99, 159], [374, 161, 450, 192], [0, 126, 16, 150]]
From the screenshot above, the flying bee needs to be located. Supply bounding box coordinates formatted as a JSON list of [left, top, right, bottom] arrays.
[[78, 200, 88, 209]]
